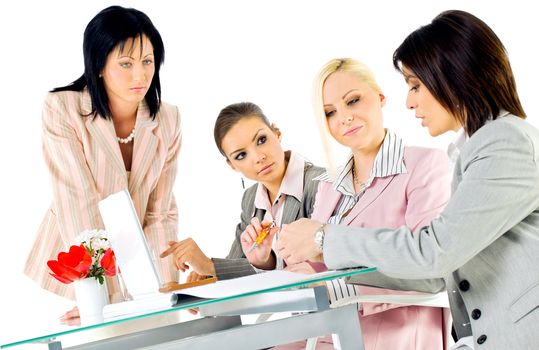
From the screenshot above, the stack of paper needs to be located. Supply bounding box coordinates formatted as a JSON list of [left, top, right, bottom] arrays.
[[103, 292, 174, 321]]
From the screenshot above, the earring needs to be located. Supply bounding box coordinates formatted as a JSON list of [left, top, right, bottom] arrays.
[[241, 177, 245, 189], [99, 74, 103, 78]]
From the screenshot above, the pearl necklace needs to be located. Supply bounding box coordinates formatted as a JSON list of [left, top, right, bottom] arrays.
[[117, 126, 136, 144]]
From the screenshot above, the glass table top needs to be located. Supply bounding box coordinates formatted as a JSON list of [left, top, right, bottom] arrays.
[[1, 267, 375, 348]]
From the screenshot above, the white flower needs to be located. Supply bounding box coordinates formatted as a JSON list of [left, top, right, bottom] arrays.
[[91, 236, 111, 251], [75, 229, 111, 251]]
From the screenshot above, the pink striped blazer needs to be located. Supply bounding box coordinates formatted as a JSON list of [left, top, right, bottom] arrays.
[[24, 89, 181, 299], [312, 147, 451, 350]]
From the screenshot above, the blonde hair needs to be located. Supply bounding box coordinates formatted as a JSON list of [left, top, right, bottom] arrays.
[[312, 58, 382, 178]]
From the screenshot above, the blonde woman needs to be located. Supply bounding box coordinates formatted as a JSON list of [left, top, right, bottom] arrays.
[[277, 58, 451, 349]]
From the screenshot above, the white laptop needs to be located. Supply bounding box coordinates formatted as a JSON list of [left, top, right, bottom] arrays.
[[98, 190, 172, 319]]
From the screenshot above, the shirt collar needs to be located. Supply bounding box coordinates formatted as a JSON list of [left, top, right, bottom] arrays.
[[447, 127, 468, 164], [447, 110, 511, 165], [254, 151, 305, 211], [314, 130, 407, 194]]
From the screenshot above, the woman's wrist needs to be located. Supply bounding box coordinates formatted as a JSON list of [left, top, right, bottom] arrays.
[[252, 252, 276, 270], [203, 257, 216, 277]]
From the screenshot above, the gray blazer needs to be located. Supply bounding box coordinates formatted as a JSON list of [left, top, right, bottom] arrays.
[[212, 161, 324, 280], [323, 114, 539, 349]]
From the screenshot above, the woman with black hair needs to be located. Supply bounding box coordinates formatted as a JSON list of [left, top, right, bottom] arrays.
[[24, 5, 181, 318], [278, 10, 539, 349]]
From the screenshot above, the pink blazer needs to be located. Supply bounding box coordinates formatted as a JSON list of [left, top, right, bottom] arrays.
[[312, 147, 451, 350], [24, 89, 181, 299]]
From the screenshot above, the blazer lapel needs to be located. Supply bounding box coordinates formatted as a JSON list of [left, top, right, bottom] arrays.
[[129, 104, 158, 193], [316, 184, 343, 222], [83, 94, 127, 182], [254, 207, 265, 222], [281, 196, 301, 225], [342, 176, 396, 225]]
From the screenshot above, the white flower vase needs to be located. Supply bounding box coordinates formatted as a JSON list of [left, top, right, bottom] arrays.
[[74, 278, 109, 326]]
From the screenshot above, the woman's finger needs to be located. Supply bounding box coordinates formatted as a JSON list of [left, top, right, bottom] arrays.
[[250, 217, 263, 232], [242, 226, 258, 243]]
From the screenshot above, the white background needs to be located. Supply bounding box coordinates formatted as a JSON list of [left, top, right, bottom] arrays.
[[1, 0, 537, 343]]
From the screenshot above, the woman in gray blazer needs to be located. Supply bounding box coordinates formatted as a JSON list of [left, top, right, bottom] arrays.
[[277, 10, 539, 349], [161, 102, 323, 281]]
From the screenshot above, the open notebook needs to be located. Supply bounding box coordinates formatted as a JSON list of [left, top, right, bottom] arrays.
[[98, 190, 171, 319]]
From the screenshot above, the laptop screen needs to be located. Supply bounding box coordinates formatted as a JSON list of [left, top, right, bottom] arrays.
[[98, 190, 163, 298]]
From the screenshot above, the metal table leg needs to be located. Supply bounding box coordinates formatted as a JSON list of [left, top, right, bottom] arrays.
[[62, 316, 242, 350], [139, 304, 364, 350]]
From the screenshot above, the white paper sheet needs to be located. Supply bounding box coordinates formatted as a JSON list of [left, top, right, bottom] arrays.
[[175, 270, 314, 298], [103, 292, 174, 320]]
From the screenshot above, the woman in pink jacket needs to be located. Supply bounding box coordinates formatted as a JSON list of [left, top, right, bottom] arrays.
[[278, 58, 451, 349], [24, 6, 180, 324]]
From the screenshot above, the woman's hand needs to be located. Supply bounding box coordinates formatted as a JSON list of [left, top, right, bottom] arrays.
[[160, 238, 215, 276], [240, 218, 278, 269], [186, 271, 205, 283], [284, 262, 317, 274], [285, 262, 328, 287], [277, 218, 324, 265], [59, 306, 80, 326]]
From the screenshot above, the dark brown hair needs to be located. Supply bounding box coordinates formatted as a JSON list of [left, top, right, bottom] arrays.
[[214, 102, 274, 157], [393, 10, 526, 136]]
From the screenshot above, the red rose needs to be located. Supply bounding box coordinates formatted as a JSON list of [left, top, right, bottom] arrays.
[[47, 244, 92, 284], [100, 248, 117, 277]]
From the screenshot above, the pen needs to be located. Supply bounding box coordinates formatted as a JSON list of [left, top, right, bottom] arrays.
[[248, 221, 276, 253]]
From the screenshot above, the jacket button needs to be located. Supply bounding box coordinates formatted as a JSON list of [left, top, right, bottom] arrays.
[[471, 309, 481, 320], [459, 280, 470, 291], [477, 334, 487, 344]]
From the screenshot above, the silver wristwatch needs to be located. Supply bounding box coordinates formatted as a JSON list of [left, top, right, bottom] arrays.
[[314, 224, 326, 252]]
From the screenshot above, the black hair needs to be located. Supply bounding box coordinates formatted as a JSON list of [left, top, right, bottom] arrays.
[[393, 10, 525, 136], [52, 6, 164, 120]]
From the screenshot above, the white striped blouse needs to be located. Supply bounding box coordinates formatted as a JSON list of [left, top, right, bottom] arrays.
[[315, 130, 408, 305]]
